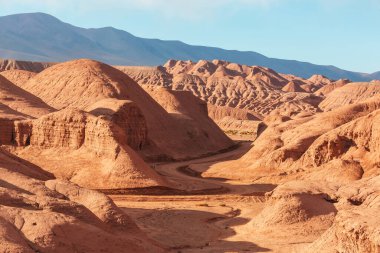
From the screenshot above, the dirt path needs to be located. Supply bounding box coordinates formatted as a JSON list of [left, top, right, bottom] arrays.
[[111, 142, 276, 252]]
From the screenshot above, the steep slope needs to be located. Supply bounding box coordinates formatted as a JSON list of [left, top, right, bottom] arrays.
[[279, 74, 334, 93], [319, 81, 380, 111], [141, 86, 233, 150], [308, 74, 332, 86], [120, 60, 323, 119], [0, 12, 377, 81], [282, 81, 307, 92], [21, 59, 233, 160], [0, 69, 36, 87], [0, 75, 54, 118], [207, 103, 261, 121], [0, 147, 164, 252], [314, 79, 350, 96]]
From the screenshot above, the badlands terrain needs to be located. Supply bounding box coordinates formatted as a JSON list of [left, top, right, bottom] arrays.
[[0, 57, 379, 252]]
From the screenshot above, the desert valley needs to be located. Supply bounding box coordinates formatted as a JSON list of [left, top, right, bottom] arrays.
[[0, 4, 379, 251], [0, 55, 379, 253]]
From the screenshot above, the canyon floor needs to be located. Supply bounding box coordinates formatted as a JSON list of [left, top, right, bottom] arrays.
[[112, 142, 306, 253]]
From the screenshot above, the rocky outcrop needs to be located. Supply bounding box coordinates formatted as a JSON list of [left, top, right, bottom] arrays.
[[86, 98, 147, 150], [247, 177, 380, 253], [298, 107, 380, 176], [301, 176, 380, 253], [7, 108, 166, 189], [0, 119, 15, 145], [0, 148, 164, 252], [21, 59, 233, 160]]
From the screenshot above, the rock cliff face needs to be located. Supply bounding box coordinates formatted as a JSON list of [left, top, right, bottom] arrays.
[[86, 98, 148, 150], [9, 108, 165, 189], [0, 119, 15, 145], [20, 59, 233, 160]]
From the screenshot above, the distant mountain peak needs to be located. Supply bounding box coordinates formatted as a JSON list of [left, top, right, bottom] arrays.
[[0, 12, 378, 81]]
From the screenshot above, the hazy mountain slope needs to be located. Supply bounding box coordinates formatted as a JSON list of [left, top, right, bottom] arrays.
[[0, 12, 377, 81], [0, 58, 53, 72]]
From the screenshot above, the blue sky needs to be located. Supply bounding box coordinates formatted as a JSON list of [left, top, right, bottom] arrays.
[[0, 0, 379, 73]]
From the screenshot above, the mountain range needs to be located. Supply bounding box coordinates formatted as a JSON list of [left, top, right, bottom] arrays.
[[0, 12, 378, 81]]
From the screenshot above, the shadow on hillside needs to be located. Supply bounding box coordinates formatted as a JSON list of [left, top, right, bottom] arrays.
[[0, 148, 55, 180]]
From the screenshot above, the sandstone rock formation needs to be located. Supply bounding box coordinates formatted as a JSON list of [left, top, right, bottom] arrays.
[[118, 60, 327, 119], [303, 176, 380, 253], [141, 86, 233, 152], [280, 74, 333, 93], [19, 59, 233, 160], [8, 108, 166, 189], [0, 148, 164, 252], [0, 68, 168, 190]]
